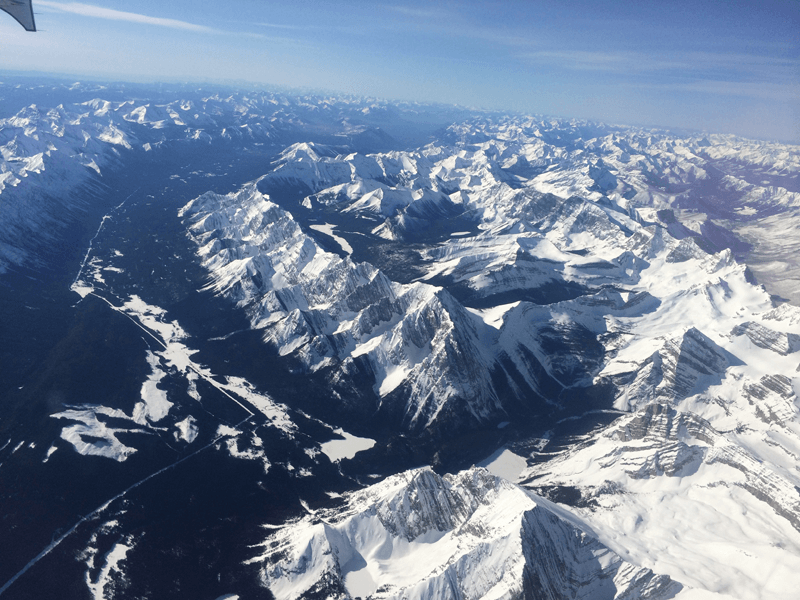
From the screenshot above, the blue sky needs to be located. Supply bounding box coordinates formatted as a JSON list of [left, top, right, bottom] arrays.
[[1, 0, 798, 142]]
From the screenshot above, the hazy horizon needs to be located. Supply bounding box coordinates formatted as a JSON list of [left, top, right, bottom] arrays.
[[1, 0, 798, 143]]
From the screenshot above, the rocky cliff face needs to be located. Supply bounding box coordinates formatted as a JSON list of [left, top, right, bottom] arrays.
[[731, 322, 800, 356]]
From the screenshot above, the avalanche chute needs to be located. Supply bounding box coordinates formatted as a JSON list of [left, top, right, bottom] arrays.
[[0, 0, 35, 31]]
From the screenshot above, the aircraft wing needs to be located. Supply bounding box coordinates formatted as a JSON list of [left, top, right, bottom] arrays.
[[0, 0, 35, 32]]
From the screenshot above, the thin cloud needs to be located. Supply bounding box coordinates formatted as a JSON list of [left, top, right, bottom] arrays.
[[385, 5, 442, 20], [252, 21, 304, 31], [37, 1, 218, 33], [382, 5, 536, 49], [524, 51, 628, 71], [638, 80, 800, 103], [522, 49, 799, 83]]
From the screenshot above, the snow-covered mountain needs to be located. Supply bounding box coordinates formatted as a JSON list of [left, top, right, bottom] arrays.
[[264, 117, 800, 301], [175, 116, 800, 599], [1, 78, 799, 600], [253, 466, 690, 600], [179, 183, 553, 434], [179, 117, 799, 437], [0, 83, 470, 276], [0, 92, 270, 273]]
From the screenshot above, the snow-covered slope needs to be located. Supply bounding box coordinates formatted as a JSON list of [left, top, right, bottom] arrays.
[[251, 466, 701, 600], [521, 398, 800, 600], [518, 290, 800, 599]]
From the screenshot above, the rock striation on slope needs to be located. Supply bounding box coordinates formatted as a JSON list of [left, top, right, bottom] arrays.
[[730, 321, 800, 356], [180, 184, 563, 434]]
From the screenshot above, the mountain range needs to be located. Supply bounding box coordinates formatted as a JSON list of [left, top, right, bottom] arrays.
[[0, 77, 799, 599]]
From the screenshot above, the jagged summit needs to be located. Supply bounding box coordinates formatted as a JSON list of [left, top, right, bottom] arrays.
[[253, 466, 686, 600]]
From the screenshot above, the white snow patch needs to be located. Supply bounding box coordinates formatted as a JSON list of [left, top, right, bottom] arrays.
[[320, 429, 375, 462], [174, 416, 199, 443], [467, 302, 519, 330], [86, 541, 131, 600], [343, 563, 377, 598], [216, 424, 242, 438], [70, 282, 94, 298], [133, 351, 172, 424], [43, 445, 57, 463], [52, 407, 141, 462], [478, 448, 527, 482], [377, 363, 412, 396], [309, 223, 353, 254]]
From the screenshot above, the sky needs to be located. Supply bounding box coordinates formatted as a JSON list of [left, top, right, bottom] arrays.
[[0, 0, 798, 142]]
